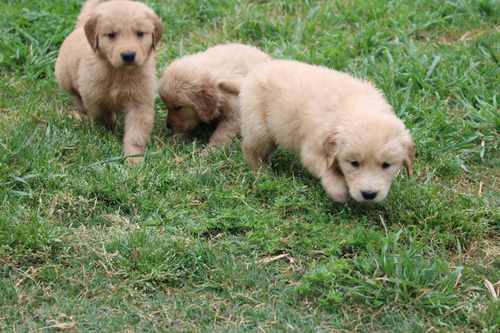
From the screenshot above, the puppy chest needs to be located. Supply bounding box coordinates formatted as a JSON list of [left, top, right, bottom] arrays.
[[107, 78, 154, 106]]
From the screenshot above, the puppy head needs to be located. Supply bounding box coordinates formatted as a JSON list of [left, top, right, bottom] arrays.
[[84, 1, 163, 68], [323, 113, 414, 203], [158, 68, 219, 136]]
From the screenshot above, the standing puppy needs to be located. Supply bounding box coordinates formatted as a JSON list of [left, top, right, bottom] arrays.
[[158, 44, 271, 148], [55, 0, 163, 164], [222, 60, 414, 203]]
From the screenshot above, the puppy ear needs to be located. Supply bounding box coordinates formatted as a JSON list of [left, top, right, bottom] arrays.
[[218, 78, 244, 96], [151, 17, 163, 50], [322, 132, 339, 170], [403, 133, 415, 178], [84, 17, 99, 52], [193, 81, 219, 123]]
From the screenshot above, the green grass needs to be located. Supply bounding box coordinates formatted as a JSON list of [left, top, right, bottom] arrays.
[[1, 0, 499, 331]]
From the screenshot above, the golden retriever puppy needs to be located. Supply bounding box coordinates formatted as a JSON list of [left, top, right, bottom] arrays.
[[157, 44, 270, 148], [223, 60, 414, 203], [55, 0, 163, 164]]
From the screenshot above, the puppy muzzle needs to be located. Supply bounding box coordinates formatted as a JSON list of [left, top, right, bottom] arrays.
[[361, 190, 378, 201], [121, 51, 136, 65]]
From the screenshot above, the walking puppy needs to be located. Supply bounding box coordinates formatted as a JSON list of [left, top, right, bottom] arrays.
[[221, 60, 414, 203], [158, 44, 270, 148], [55, 0, 163, 164]]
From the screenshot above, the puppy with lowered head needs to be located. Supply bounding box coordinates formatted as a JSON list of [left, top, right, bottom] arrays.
[[55, 0, 163, 164], [221, 60, 414, 203], [158, 44, 271, 148]]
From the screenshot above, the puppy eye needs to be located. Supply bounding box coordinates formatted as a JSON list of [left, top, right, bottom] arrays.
[[137, 31, 144, 37], [108, 33, 116, 39], [382, 162, 391, 169], [350, 161, 360, 168], [171, 106, 182, 112]]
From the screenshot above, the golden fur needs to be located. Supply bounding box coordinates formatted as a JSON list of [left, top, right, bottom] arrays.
[[158, 44, 270, 148], [223, 60, 414, 203], [55, 0, 163, 164]]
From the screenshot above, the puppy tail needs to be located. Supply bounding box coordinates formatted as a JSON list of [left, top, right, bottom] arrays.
[[218, 78, 244, 96], [76, 0, 105, 29]]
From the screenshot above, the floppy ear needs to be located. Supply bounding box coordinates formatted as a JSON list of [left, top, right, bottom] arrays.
[[322, 132, 339, 170], [218, 78, 244, 96], [403, 133, 415, 178], [84, 17, 99, 52], [193, 82, 219, 123], [151, 16, 163, 50]]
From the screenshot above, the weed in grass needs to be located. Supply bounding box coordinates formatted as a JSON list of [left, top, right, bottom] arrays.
[[0, 209, 62, 257], [0, 266, 18, 307], [103, 229, 216, 288], [0, 1, 77, 79], [297, 229, 498, 330]]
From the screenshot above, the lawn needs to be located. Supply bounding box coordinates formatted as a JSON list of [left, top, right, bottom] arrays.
[[0, 0, 499, 331]]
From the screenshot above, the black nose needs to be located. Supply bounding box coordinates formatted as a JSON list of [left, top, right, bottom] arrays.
[[362, 191, 378, 200], [121, 51, 136, 64], [166, 121, 172, 130]]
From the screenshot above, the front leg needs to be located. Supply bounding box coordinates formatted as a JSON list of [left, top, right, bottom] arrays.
[[207, 117, 240, 147], [123, 104, 155, 165], [200, 119, 240, 156], [320, 169, 349, 203]]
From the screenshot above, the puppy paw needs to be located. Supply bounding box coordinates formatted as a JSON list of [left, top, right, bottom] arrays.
[[125, 155, 144, 166], [123, 143, 146, 166], [321, 172, 349, 203], [326, 189, 349, 203], [172, 132, 191, 142]]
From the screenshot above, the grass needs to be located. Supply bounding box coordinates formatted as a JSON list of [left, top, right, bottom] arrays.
[[0, 0, 499, 331]]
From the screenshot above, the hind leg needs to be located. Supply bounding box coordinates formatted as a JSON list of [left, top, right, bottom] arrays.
[[72, 93, 88, 115], [83, 98, 116, 130], [242, 130, 276, 170], [243, 140, 276, 170]]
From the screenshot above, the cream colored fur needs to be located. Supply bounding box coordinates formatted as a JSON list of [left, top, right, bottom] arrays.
[[55, 0, 163, 164], [232, 60, 414, 203], [158, 44, 270, 148]]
